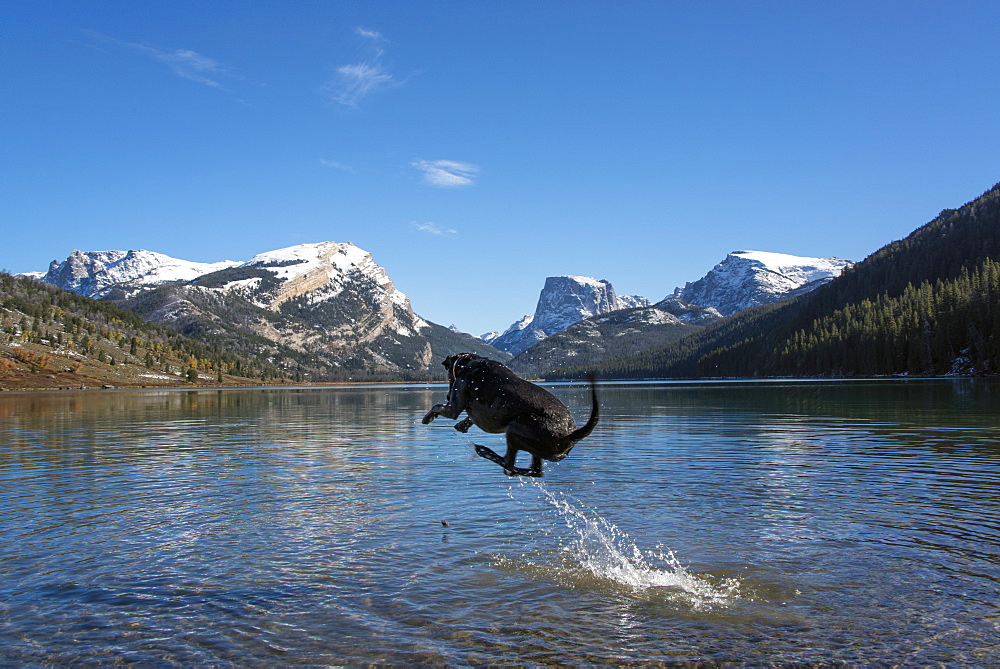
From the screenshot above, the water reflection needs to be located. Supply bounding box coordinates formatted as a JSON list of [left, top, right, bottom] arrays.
[[1, 380, 998, 664]]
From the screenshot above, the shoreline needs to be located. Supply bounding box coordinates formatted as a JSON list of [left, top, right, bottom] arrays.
[[2, 374, 993, 395]]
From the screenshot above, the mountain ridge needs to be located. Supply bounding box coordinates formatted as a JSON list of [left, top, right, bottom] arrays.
[[35, 241, 505, 381], [37, 249, 241, 300]]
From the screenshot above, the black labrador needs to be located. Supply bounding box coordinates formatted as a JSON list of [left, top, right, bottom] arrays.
[[422, 353, 598, 476]]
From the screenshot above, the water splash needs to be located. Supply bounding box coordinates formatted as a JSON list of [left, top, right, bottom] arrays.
[[505, 479, 740, 609]]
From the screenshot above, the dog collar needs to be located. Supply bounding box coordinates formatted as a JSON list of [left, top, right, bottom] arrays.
[[450, 354, 473, 382]]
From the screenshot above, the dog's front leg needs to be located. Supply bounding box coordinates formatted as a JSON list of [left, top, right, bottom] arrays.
[[421, 403, 455, 424], [423, 400, 462, 420], [422, 377, 470, 424]]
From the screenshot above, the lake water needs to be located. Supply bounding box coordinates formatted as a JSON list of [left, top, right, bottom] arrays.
[[1, 379, 998, 664]]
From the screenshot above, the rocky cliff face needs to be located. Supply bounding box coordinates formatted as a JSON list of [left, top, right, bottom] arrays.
[[491, 276, 650, 356], [673, 250, 853, 316]]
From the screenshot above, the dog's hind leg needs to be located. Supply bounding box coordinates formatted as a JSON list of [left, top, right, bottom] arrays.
[[474, 444, 506, 468], [474, 436, 543, 477], [474, 447, 540, 476]]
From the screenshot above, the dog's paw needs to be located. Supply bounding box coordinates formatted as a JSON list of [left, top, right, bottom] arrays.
[[454, 418, 473, 433], [421, 410, 437, 424]]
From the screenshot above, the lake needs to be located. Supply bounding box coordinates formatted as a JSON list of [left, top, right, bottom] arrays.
[[1, 379, 998, 664]]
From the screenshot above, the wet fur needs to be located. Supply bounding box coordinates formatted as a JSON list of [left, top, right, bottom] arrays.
[[421, 353, 598, 476]]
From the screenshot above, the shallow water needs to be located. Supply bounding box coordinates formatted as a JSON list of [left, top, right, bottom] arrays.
[[1, 379, 998, 664]]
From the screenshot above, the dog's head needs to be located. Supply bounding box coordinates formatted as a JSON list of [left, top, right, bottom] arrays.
[[441, 353, 480, 382]]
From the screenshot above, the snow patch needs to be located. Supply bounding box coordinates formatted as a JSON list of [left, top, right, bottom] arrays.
[[219, 277, 263, 293]]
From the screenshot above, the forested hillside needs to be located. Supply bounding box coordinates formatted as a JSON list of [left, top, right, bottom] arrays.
[[0, 272, 286, 389], [552, 181, 1000, 379]]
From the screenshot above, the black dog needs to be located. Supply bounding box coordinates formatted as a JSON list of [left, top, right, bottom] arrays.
[[422, 353, 598, 477]]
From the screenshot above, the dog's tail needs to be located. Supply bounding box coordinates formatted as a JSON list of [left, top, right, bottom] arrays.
[[562, 372, 599, 447]]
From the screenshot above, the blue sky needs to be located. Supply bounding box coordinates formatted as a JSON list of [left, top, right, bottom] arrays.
[[3, 1, 1000, 336]]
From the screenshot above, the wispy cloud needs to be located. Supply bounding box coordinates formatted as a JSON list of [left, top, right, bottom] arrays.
[[328, 63, 394, 106], [412, 160, 480, 187], [84, 31, 238, 92], [413, 221, 458, 236], [324, 27, 399, 107], [139, 45, 230, 89]]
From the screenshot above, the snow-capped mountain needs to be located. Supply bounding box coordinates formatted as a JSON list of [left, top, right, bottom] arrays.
[[39, 249, 240, 299], [34, 242, 501, 379], [226, 242, 420, 321], [673, 250, 853, 316], [491, 276, 650, 356]]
